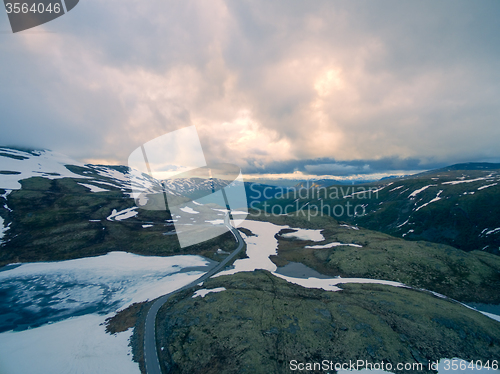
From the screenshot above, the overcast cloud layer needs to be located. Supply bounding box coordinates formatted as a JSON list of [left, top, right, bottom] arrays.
[[1, 0, 500, 177]]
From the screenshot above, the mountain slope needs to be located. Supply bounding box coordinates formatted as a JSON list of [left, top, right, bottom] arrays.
[[257, 163, 500, 254], [0, 148, 238, 266]]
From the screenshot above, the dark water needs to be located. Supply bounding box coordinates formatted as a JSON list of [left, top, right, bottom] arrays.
[[275, 262, 332, 279], [466, 302, 500, 316], [0, 264, 22, 273], [0, 278, 123, 333], [0, 260, 218, 333]]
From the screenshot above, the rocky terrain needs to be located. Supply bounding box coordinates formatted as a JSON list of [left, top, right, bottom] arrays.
[[150, 271, 500, 374]]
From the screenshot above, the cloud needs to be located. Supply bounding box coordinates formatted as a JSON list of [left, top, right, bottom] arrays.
[[1, 0, 500, 176]]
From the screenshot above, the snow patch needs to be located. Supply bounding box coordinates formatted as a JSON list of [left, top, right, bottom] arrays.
[[217, 220, 408, 294], [485, 228, 500, 236], [443, 177, 490, 185], [107, 207, 138, 221], [396, 219, 409, 228], [0, 252, 213, 373], [0, 314, 139, 374], [402, 229, 415, 237], [0, 251, 210, 309], [216, 220, 285, 276], [78, 183, 110, 193], [408, 185, 436, 198], [0, 148, 88, 190], [192, 287, 226, 298], [180, 206, 199, 214], [305, 242, 362, 249], [340, 224, 359, 230], [0, 216, 9, 243], [274, 273, 405, 293], [389, 185, 404, 192], [206, 219, 224, 225], [281, 228, 324, 242], [478, 183, 497, 190], [415, 190, 443, 211]]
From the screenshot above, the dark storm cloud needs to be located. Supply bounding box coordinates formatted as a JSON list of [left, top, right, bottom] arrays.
[[241, 157, 448, 176], [1, 0, 500, 174]]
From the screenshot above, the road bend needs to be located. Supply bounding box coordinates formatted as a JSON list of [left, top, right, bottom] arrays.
[[144, 213, 244, 374]]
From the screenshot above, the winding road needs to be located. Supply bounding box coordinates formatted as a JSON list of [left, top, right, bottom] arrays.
[[144, 213, 245, 374]]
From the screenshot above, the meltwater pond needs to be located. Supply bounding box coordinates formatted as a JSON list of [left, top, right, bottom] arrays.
[[0, 251, 217, 332]]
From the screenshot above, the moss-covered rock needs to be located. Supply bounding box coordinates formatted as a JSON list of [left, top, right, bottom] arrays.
[[153, 271, 500, 374]]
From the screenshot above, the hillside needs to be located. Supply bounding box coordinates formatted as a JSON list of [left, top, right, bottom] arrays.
[[2, 148, 500, 374], [0, 148, 239, 266], [149, 271, 500, 374], [257, 164, 500, 254]]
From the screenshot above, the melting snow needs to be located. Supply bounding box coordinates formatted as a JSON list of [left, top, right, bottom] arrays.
[[305, 242, 362, 249], [180, 206, 199, 214], [0, 314, 139, 374], [485, 228, 500, 236], [281, 228, 325, 242], [192, 287, 226, 298], [213, 208, 248, 215], [92, 166, 130, 183], [274, 274, 405, 292], [0, 251, 210, 309], [396, 219, 409, 228], [1, 189, 11, 199], [0, 252, 213, 373], [478, 183, 498, 190], [408, 185, 436, 198], [217, 221, 409, 294], [78, 183, 110, 193], [402, 229, 415, 237], [206, 219, 225, 225], [340, 224, 359, 230], [142, 224, 153, 228], [389, 185, 404, 192], [443, 177, 491, 185], [0, 148, 89, 190], [479, 311, 500, 323], [216, 220, 285, 276], [107, 207, 138, 221], [0, 216, 9, 244], [415, 190, 443, 211]]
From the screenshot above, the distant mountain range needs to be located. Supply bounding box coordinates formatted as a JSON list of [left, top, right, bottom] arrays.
[[0, 147, 238, 266], [257, 162, 500, 255], [2, 147, 500, 260]]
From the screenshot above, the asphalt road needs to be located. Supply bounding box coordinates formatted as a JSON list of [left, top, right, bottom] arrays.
[[144, 213, 245, 374]]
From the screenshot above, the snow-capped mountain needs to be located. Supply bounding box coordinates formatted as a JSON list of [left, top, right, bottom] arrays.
[[256, 163, 500, 254], [0, 148, 242, 265]]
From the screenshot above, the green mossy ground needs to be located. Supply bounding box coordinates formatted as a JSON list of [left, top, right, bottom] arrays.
[[255, 169, 500, 254], [152, 271, 500, 374], [247, 212, 500, 304], [0, 177, 237, 266]]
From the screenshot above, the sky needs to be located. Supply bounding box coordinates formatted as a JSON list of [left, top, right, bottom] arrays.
[[1, 0, 500, 180]]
